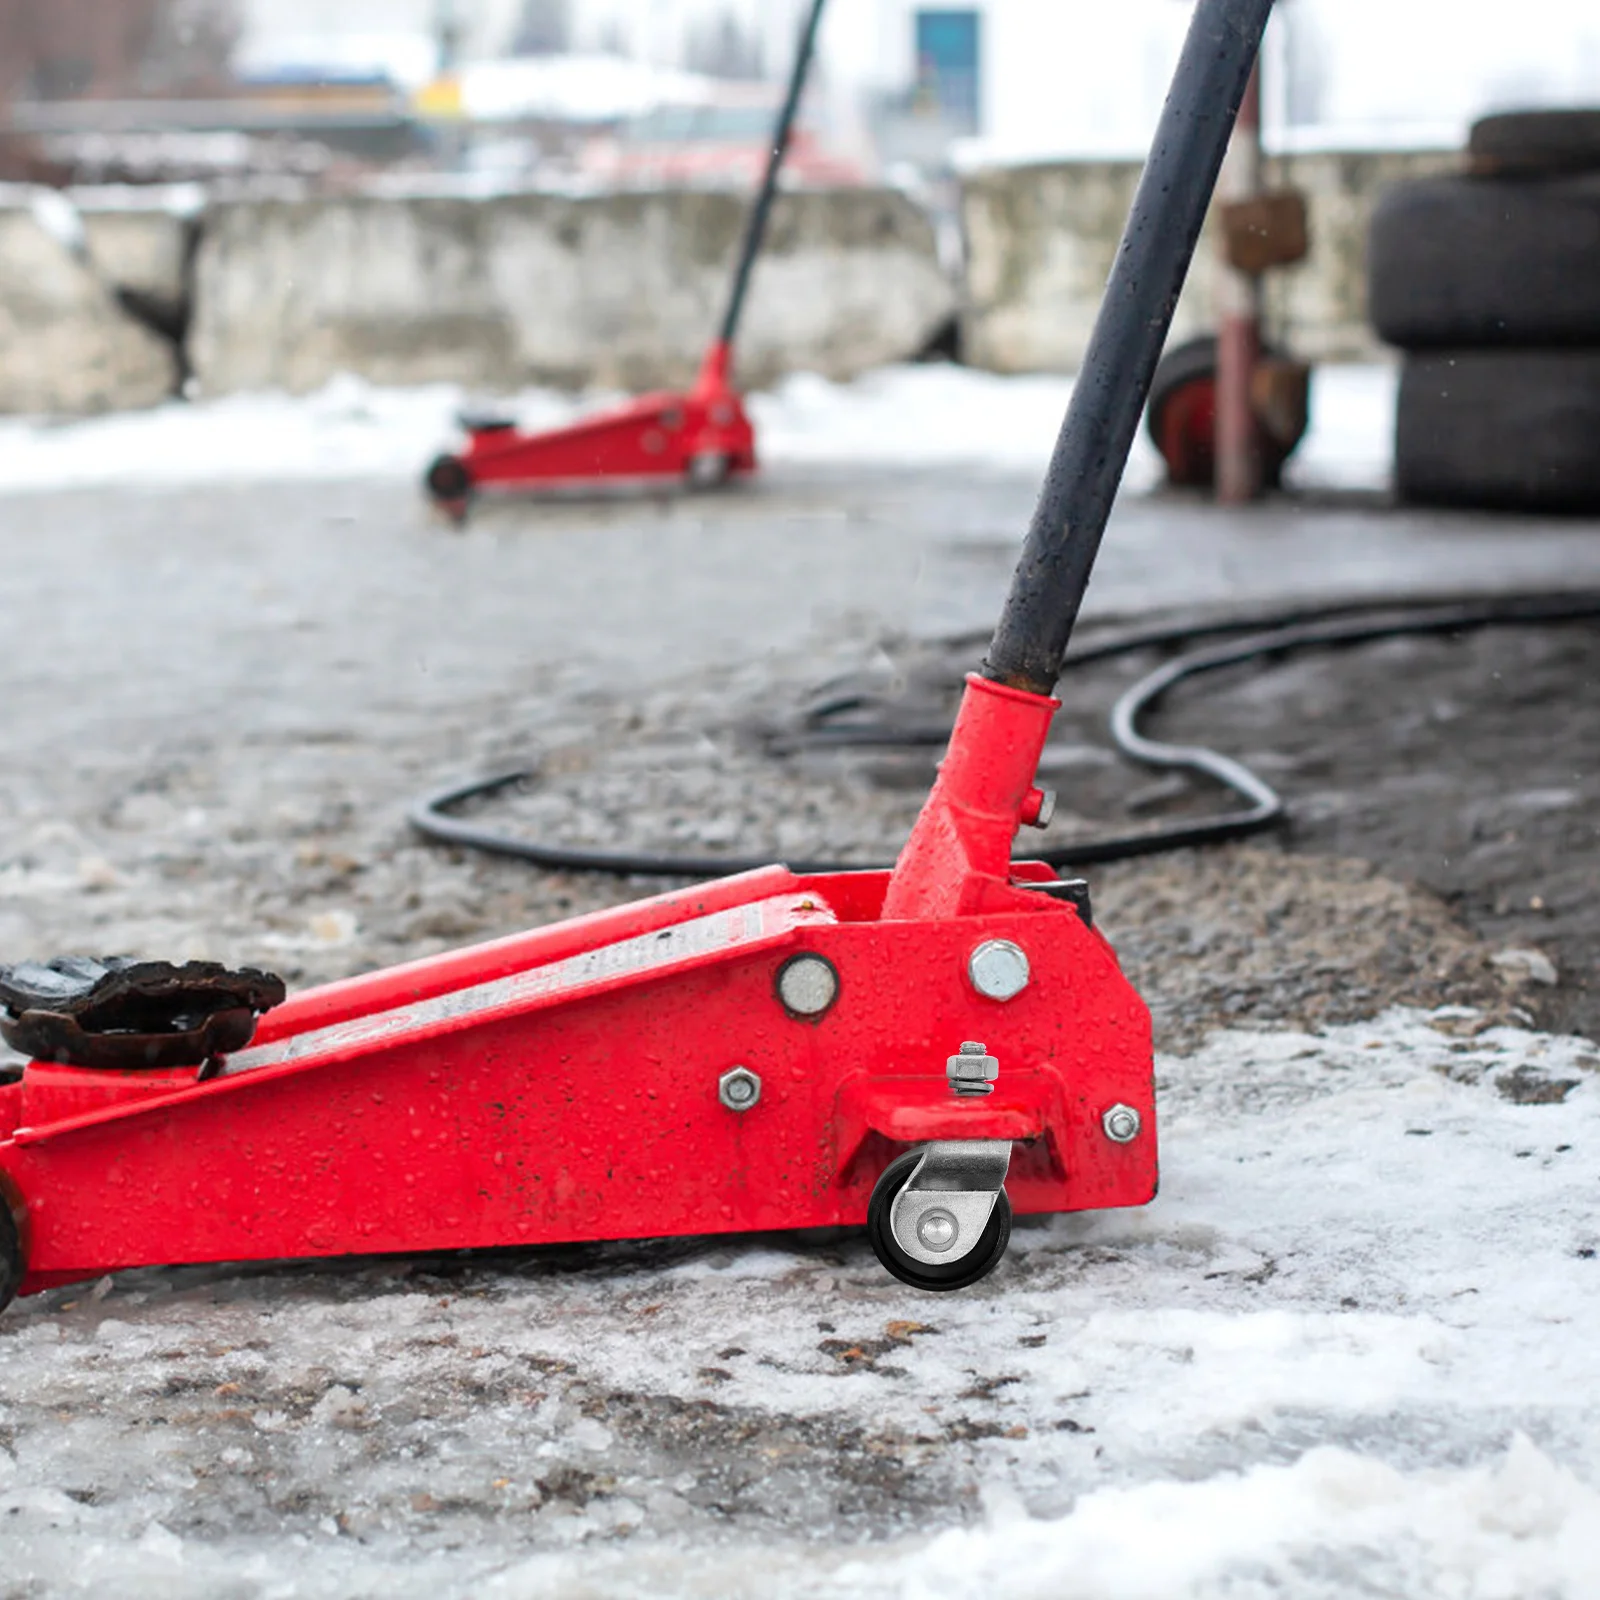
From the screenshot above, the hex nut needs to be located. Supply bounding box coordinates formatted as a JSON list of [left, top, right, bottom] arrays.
[[968, 939, 1031, 1001], [718, 1066, 762, 1112], [947, 1040, 999, 1096], [776, 953, 839, 1018], [1102, 1104, 1142, 1144]]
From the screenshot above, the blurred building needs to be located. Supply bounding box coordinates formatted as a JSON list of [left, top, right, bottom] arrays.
[[9, 0, 1600, 188]]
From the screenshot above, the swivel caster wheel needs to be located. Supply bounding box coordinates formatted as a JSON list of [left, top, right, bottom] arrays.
[[866, 1146, 1012, 1292]]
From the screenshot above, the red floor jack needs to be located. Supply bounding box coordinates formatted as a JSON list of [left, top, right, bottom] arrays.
[[0, 0, 1274, 1312], [421, 1, 828, 521]]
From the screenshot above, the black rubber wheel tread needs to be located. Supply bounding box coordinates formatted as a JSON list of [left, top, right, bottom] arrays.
[[1369, 175, 1600, 349], [1469, 110, 1600, 178], [866, 1149, 1012, 1292], [424, 453, 473, 504], [0, 1199, 21, 1315], [1144, 334, 1297, 487], [1396, 350, 1600, 512]]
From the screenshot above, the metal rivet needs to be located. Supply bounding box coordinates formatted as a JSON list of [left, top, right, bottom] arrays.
[[1102, 1104, 1141, 1144], [968, 940, 1030, 1001], [718, 1067, 762, 1112], [917, 1208, 959, 1253], [776, 954, 839, 1018]]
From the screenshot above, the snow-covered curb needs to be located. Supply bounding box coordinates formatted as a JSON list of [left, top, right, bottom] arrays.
[[0, 364, 1394, 498]]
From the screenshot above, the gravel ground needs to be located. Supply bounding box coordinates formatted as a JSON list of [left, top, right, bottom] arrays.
[[0, 466, 1597, 1595], [0, 473, 1588, 1046]]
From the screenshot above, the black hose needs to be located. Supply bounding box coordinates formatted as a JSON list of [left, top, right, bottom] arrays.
[[408, 590, 1600, 879]]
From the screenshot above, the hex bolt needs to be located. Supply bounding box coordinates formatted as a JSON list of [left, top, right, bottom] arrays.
[[947, 1040, 999, 1098], [776, 953, 839, 1018], [1102, 1104, 1142, 1144], [1022, 787, 1058, 829], [968, 939, 1030, 1001], [718, 1066, 762, 1112]]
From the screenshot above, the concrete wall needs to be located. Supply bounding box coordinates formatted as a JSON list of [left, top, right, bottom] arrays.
[[0, 149, 1462, 414], [961, 148, 1462, 371], [78, 201, 193, 310], [189, 187, 958, 396], [0, 204, 178, 415]]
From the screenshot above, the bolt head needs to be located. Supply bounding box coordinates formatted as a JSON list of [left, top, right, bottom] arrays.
[[917, 1208, 960, 1253], [718, 1067, 762, 1112], [1102, 1104, 1142, 1144], [776, 954, 839, 1018], [968, 939, 1030, 1002]]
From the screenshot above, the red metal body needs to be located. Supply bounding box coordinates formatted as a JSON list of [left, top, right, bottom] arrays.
[[0, 677, 1155, 1300], [448, 342, 756, 503]]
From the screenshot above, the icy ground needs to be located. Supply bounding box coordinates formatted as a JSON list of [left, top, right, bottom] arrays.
[[0, 365, 1595, 1595], [0, 363, 1397, 498], [3, 1009, 1598, 1598]]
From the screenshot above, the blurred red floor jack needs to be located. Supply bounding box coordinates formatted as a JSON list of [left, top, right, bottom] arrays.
[[0, 0, 1274, 1310], [422, 1, 828, 521]]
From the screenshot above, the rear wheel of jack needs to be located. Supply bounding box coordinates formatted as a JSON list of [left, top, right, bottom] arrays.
[[0, 1199, 22, 1315], [686, 451, 732, 490], [866, 1149, 1012, 1292], [424, 453, 474, 523]]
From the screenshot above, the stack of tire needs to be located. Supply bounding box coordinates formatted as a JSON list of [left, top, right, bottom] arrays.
[[1370, 110, 1600, 512]]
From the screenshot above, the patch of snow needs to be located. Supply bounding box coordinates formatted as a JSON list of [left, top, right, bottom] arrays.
[[1283, 361, 1398, 494], [0, 376, 572, 494], [23, 187, 89, 264], [68, 182, 210, 219], [0, 361, 1398, 497], [1491, 947, 1560, 987], [860, 1434, 1600, 1598]]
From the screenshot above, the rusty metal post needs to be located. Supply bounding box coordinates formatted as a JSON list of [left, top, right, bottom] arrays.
[[1215, 62, 1264, 504]]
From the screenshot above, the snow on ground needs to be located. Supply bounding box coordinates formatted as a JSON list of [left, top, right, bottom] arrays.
[[3, 1006, 1597, 1597], [0, 363, 1395, 497]]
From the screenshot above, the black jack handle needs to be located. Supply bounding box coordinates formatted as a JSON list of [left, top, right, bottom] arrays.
[[984, 0, 1276, 697], [714, 0, 829, 355]]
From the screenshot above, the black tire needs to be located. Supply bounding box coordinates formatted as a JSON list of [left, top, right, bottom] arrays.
[[0, 1199, 22, 1315], [866, 1149, 1011, 1292], [1396, 350, 1600, 513], [1369, 175, 1600, 349], [424, 453, 473, 507], [1470, 110, 1600, 179], [1149, 335, 1223, 417], [1144, 335, 1301, 488]]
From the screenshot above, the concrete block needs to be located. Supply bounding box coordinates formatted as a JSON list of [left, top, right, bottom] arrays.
[[960, 148, 1463, 373], [0, 204, 178, 414], [76, 190, 198, 306], [189, 187, 956, 396]]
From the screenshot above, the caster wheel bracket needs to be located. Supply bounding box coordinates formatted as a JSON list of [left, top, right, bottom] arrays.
[[888, 1139, 1012, 1267]]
